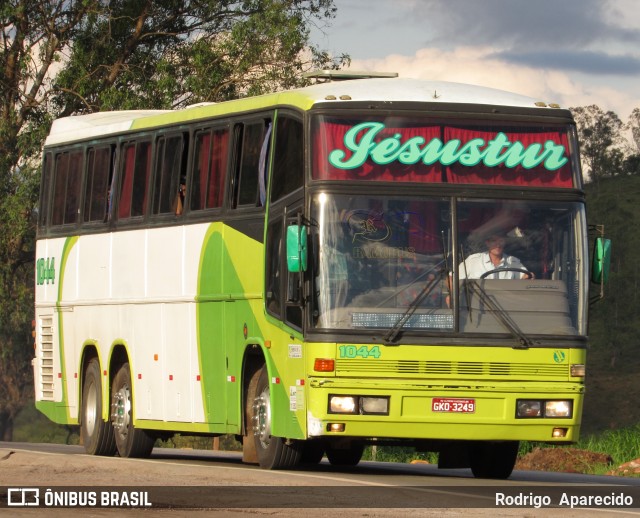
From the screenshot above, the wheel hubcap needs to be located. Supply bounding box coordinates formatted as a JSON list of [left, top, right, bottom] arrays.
[[85, 380, 98, 436], [252, 386, 271, 449], [111, 385, 131, 437]]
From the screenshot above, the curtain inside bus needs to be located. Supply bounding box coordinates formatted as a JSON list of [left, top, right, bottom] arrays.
[[312, 118, 575, 188]]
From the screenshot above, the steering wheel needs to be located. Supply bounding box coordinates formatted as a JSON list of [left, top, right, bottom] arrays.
[[479, 267, 534, 280]]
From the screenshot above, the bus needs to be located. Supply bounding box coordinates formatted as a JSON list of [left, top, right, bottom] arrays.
[[33, 71, 610, 479]]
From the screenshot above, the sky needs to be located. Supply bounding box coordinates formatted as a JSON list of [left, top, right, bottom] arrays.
[[309, 0, 640, 119]]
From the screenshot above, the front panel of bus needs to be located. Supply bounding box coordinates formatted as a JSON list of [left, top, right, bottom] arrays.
[[296, 109, 588, 444]]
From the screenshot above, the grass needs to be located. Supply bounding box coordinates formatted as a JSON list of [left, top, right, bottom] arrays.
[[574, 424, 640, 474]]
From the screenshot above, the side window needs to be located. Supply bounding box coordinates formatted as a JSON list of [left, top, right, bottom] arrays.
[[191, 128, 229, 211], [152, 134, 188, 216], [265, 218, 283, 317], [84, 146, 113, 223], [118, 140, 151, 220], [285, 211, 303, 330], [51, 149, 83, 226], [266, 206, 304, 330], [232, 119, 271, 208], [271, 117, 303, 202], [39, 152, 53, 229]]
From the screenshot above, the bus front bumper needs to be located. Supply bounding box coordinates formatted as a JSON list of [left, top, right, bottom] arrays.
[[306, 377, 583, 443]]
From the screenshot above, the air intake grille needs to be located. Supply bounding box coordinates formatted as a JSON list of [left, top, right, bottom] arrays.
[[335, 359, 569, 378], [38, 315, 55, 400]]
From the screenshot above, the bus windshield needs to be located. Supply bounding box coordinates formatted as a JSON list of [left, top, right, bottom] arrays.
[[310, 193, 588, 339]]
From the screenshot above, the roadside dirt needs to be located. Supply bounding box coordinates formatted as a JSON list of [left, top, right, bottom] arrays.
[[516, 446, 640, 476]]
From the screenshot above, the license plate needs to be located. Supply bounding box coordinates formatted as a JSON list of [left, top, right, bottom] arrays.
[[432, 397, 475, 413]]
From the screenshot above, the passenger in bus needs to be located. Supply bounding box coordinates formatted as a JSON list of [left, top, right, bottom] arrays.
[[173, 177, 186, 215], [459, 233, 533, 280]]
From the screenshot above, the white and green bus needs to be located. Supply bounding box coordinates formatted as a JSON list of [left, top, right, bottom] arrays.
[[34, 72, 609, 478]]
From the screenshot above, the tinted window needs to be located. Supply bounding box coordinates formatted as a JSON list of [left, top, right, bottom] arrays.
[[39, 153, 53, 228], [233, 120, 270, 208], [191, 128, 229, 211], [265, 219, 283, 317], [271, 117, 303, 202], [51, 150, 83, 226], [118, 141, 151, 219], [84, 146, 113, 223], [153, 134, 187, 215]]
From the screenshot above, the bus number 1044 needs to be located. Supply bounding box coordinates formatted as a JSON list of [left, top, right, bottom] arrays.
[[36, 257, 56, 286], [338, 345, 381, 359]]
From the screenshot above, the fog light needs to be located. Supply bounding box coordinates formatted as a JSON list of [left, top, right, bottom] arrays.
[[361, 397, 389, 415], [552, 427, 568, 438], [545, 400, 572, 418], [517, 400, 542, 417], [329, 396, 357, 414], [328, 423, 345, 432]]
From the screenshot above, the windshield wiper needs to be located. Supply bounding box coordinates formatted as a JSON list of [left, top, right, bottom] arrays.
[[384, 269, 444, 344], [464, 279, 533, 349]]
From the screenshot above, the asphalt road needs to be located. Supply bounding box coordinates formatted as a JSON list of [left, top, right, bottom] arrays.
[[1, 441, 639, 517]]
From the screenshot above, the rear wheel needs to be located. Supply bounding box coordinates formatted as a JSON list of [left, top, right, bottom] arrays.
[[469, 441, 519, 479], [326, 442, 364, 466], [250, 366, 301, 469], [111, 362, 154, 458], [81, 358, 116, 456]]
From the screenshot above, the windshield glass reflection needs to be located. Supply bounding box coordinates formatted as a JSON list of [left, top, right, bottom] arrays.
[[310, 193, 587, 338]]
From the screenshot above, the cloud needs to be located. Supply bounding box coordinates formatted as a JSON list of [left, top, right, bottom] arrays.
[[492, 50, 640, 75], [415, 0, 640, 50], [350, 46, 639, 118]]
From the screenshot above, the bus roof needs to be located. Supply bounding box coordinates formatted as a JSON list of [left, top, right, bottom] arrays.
[[45, 77, 564, 146]]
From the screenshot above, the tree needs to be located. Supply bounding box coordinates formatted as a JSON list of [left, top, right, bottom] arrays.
[[53, 0, 349, 113], [570, 105, 624, 181], [624, 108, 640, 175], [0, 0, 347, 439], [628, 108, 640, 154]]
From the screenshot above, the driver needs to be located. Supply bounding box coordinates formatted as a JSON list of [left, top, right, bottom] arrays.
[[460, 233, 532, 280]]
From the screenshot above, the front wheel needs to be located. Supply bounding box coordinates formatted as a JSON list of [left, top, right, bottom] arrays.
[[110, 362, 154, 458], [250, 366, 301, 469], [326, 442, 364, 466], [469, 441, 519, 479], [81, 358, 116, 456]]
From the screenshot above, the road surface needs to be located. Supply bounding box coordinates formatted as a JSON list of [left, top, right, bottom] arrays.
[[1, 442, 639, 517]]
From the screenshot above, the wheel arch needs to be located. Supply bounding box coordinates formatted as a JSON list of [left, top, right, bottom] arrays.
[[108, 342, 130, 385], [78, 341, 101, 423]]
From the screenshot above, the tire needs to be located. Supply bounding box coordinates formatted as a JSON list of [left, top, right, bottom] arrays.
[[300, 440, 325, 465], [81, 358, 116, 456], [250, 365, 301, 469], [110, 362, 154, 458], [325, 442, 364, 466], [469, 441, 519, 479]]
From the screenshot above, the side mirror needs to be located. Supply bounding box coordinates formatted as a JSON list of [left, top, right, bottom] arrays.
[[286, 225, 307, 273], [591, 237, 611, 284]]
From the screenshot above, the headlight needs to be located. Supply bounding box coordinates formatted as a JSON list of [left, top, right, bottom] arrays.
[[517, 400, 542, 417], [361, 397, 389, 415], [516, 399, 572, 418], [328, 395, 390, 415], [329, 396, 357, 414], [545, 400, 572, 418]]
